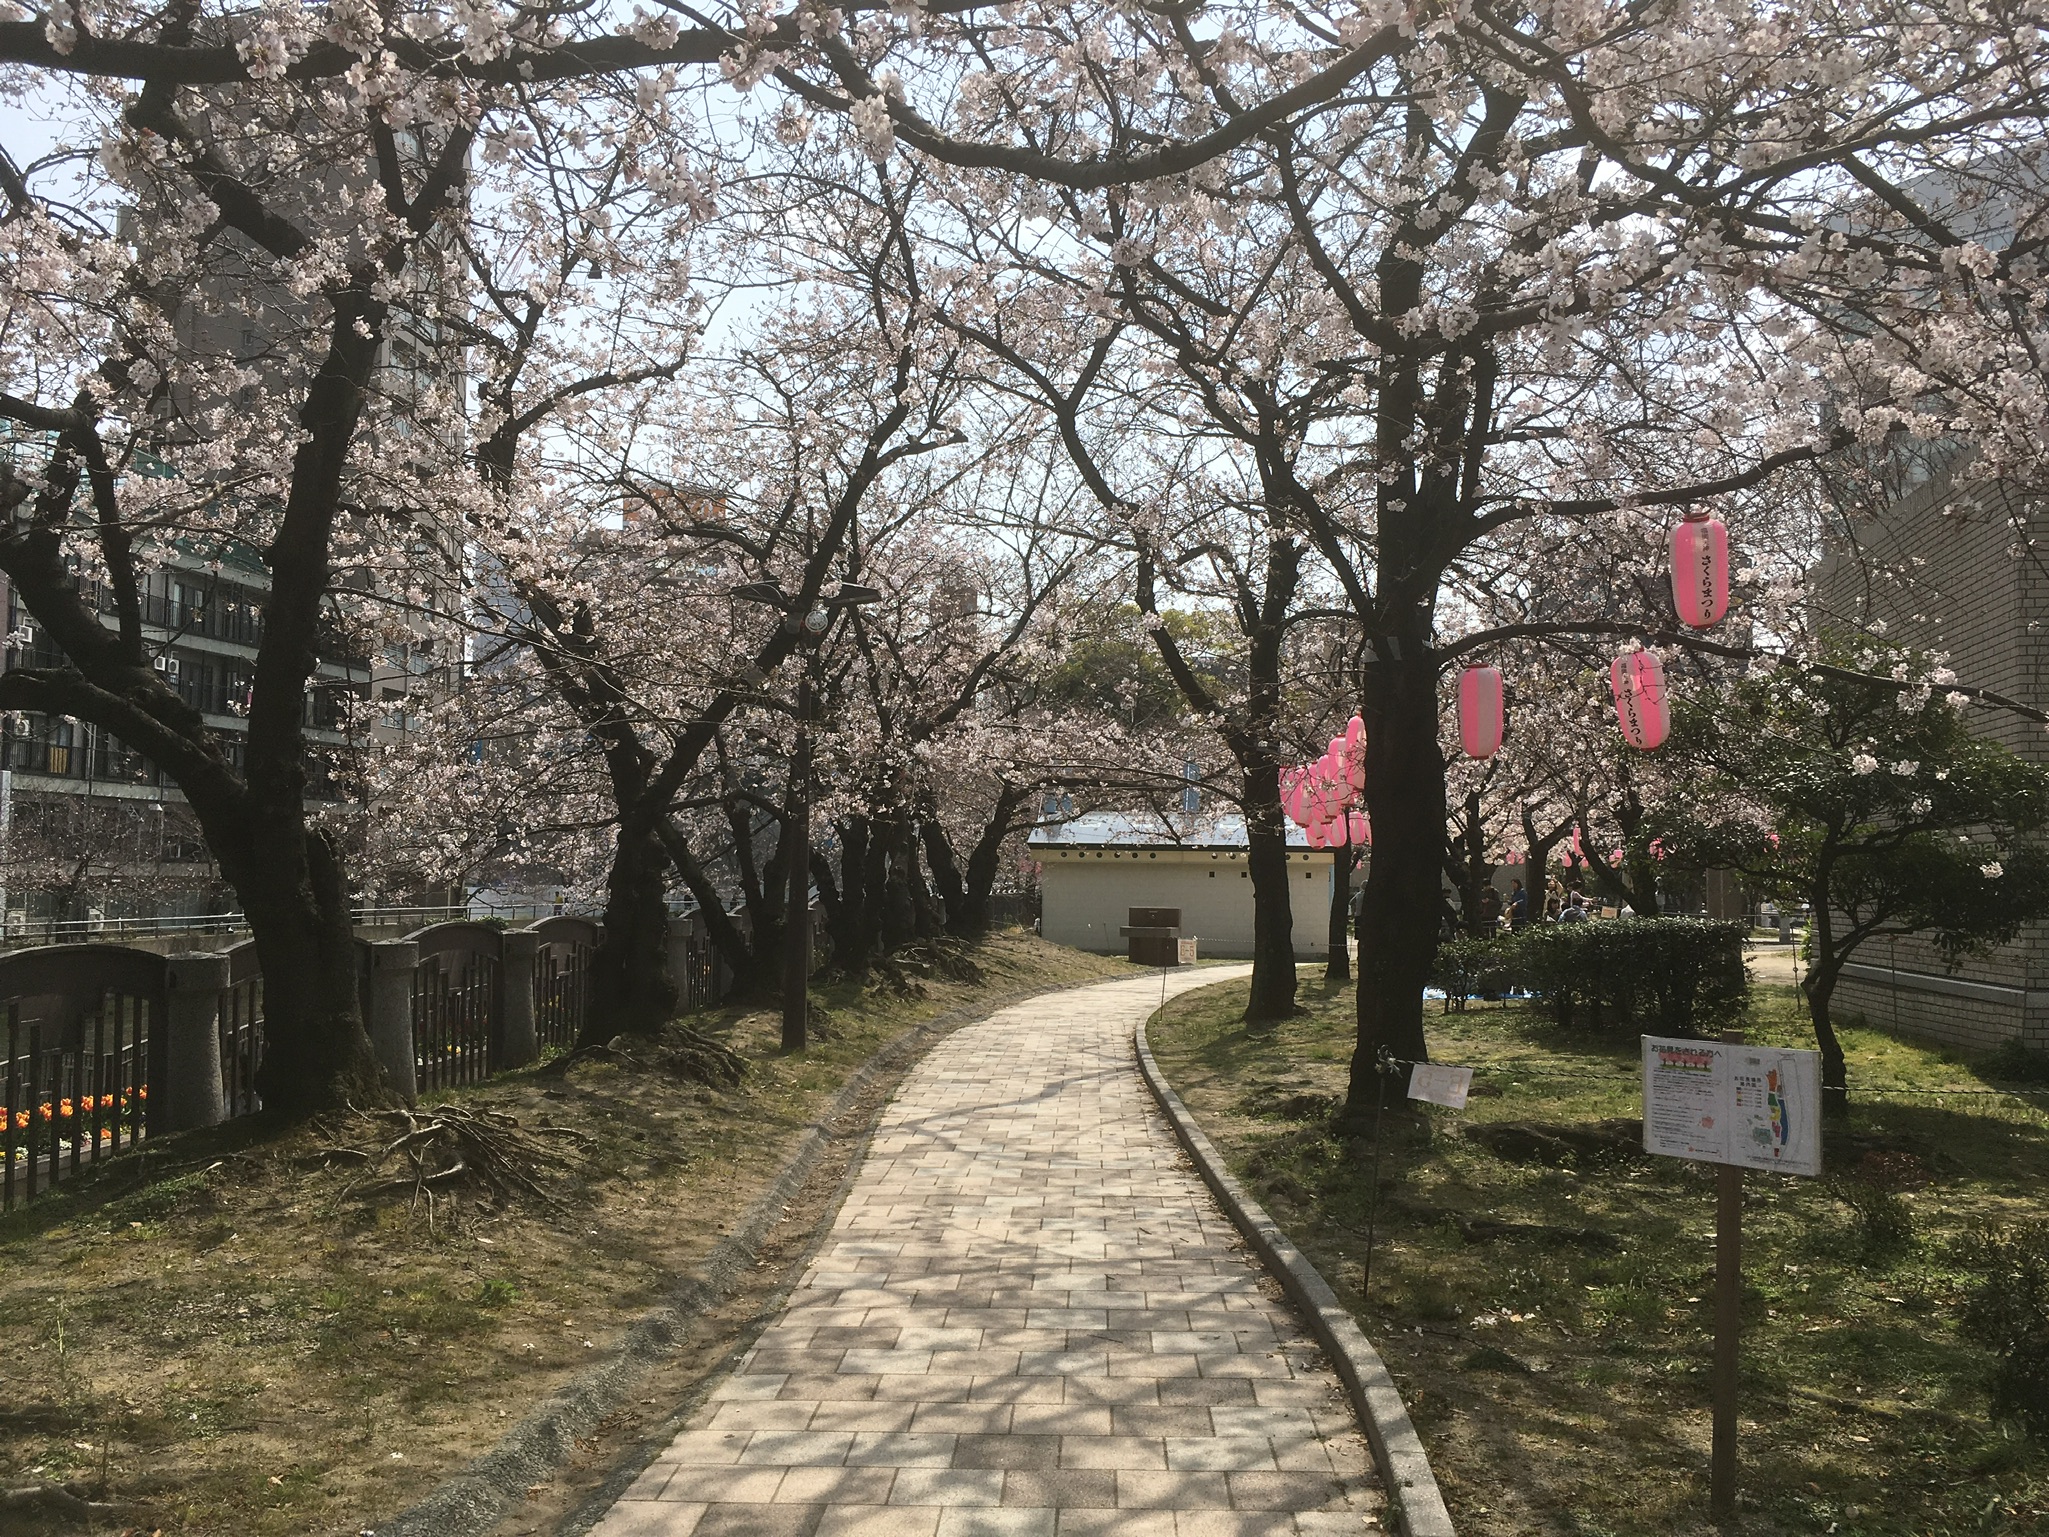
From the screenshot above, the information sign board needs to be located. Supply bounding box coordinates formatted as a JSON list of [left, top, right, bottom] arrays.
[[1642, 1036, 1822, 1177]]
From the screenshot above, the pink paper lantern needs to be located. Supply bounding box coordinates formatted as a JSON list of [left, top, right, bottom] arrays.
[[1457, 666, 1504, 758], [1348, 810, 1371, 846], [1670, 511, 1730, 628], [1280, 766, 1311, 826], [1611, 649, 1670, 750], [1303, 818, 1329, 849], [1324, 741, 1359, 808], [1343, 716, 1366, 792]]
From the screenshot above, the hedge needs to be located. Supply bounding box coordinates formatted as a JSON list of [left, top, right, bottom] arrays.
[[1429, 918, 1750, 1037]]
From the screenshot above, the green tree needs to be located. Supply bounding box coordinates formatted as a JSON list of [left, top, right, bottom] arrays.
[[1653, 647, 2049, 1114]]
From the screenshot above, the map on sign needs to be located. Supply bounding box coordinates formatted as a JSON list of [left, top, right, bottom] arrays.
[[1641, 1037, 1822, 1177]]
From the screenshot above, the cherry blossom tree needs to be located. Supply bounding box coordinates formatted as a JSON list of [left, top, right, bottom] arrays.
[[890, 1, 2049, 1112], [1653, 645, 2049, 1111]]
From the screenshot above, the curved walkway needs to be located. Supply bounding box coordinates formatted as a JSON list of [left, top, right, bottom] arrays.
[[590, 968, 1384, 1537]]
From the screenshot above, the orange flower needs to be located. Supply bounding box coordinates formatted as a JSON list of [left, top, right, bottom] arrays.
[[37, 1103, 53, 1121], [58, 1099, 74, 1118], [98, 1094, 114, 1110]]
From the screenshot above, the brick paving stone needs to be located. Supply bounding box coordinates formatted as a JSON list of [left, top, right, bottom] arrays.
[[590, 972, 1384, 1536]]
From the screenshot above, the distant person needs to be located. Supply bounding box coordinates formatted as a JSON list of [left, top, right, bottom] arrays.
[[1478, 885, 1503, 931], [1560, 891, 1588, 923], [1507, 879, 1529, 929]]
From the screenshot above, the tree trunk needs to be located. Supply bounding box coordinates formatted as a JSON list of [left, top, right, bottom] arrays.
[[926, 785, 1030, 939], [1326, 846, 1358, 982], [1348, 648, 1445, 1116], [1801, 875, 1851, 1117], [959, 786, 1029, 936], [656, 819, 755, 995], [238, 828, 386, 1119], [1455, 789, 1492, 936], [922, 819, 969, 932], [906, 830, 944, 940], [880, 817, 920, 950], [1242, 759, 1299, 1026], [733, 803, 791, 998], [827, 816, 874, 974], [585, 828, 677, 1043]]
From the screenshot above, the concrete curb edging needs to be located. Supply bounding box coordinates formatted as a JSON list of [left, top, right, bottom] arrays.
[[1136, 1018, 1457, 1537], [378, 976, 1094, 1537]]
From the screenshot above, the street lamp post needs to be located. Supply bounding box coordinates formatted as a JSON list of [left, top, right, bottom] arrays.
[[732, 580, 881, 1052]]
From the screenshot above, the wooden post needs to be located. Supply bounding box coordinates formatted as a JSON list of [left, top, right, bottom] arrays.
[[1711, 1026, 1744, 1521]]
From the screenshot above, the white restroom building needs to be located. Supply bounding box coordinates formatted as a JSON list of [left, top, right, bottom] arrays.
[[1028, 812, 1356, 960]]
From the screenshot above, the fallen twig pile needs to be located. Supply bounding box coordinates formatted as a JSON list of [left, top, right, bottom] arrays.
[[314, 1104, 594, 1221]]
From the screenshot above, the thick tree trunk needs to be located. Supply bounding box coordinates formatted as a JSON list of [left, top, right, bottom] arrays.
[[828, 816, 877, 975], [1326, 846, 1359, 982], [922, 819, 970, 931], [238, 829, 386, 1118], [733, 811, 790, 998], [1455, 790, 1492, 936], [925, 786, 1029, 939], [1242, 760, 1299, 1026], [1348, 649, 1445, 1116], [585, 828, 677, 1043], [906, 833, 945, 940], [960, 786, 1029, 936], [865, 811, 920, 953]]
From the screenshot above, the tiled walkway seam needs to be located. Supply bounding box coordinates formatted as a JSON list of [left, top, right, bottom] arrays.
[[589, 967, 1383, 1537]]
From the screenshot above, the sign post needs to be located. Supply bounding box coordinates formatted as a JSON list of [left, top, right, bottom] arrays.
[[1712, 1034, 1742, 1520], [1642, 1032, 1822, 1522]]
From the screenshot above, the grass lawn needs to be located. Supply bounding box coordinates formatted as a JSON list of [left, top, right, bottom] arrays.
[[1147, 971, 2049, 1537], [0, 931, 1143, 1536]]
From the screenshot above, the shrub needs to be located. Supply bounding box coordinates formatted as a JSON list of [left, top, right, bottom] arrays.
[[1826, 1178, 1917, 1263], [1430, 934, 1517, 1009], [1986, 1038, 2049, 1084], [1511, 918, 1748, 1037], [1429, 918, 1748, 1036], [1956, 1221, 2049, 1438]]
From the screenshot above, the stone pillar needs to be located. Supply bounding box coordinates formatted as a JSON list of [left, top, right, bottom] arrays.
[[162, 951, 229, 1132], [500, 930, 541, 1068], [369, 940, 420, 1102]]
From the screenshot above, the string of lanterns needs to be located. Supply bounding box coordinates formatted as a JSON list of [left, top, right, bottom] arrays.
[[1458, 511, 1729, 759], [1280, 714, 1370, 848], [1275, 514, 1730, 854]]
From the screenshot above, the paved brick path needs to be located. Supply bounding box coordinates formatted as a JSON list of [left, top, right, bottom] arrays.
[[591, 969, 1383, 1536]]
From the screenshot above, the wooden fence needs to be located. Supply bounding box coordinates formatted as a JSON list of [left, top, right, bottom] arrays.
[[0, 909, 740, 1210]]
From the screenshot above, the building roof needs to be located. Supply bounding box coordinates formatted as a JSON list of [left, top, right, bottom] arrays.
[[1027, 811, 1317, 850]]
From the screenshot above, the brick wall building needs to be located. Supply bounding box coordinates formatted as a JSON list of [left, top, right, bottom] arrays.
[[1820, 446, 2049, 1054]]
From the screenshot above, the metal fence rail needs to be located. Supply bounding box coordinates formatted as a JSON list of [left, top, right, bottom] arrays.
[[1, 946, 163, 1211], [0, 907, 750, 1210]]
